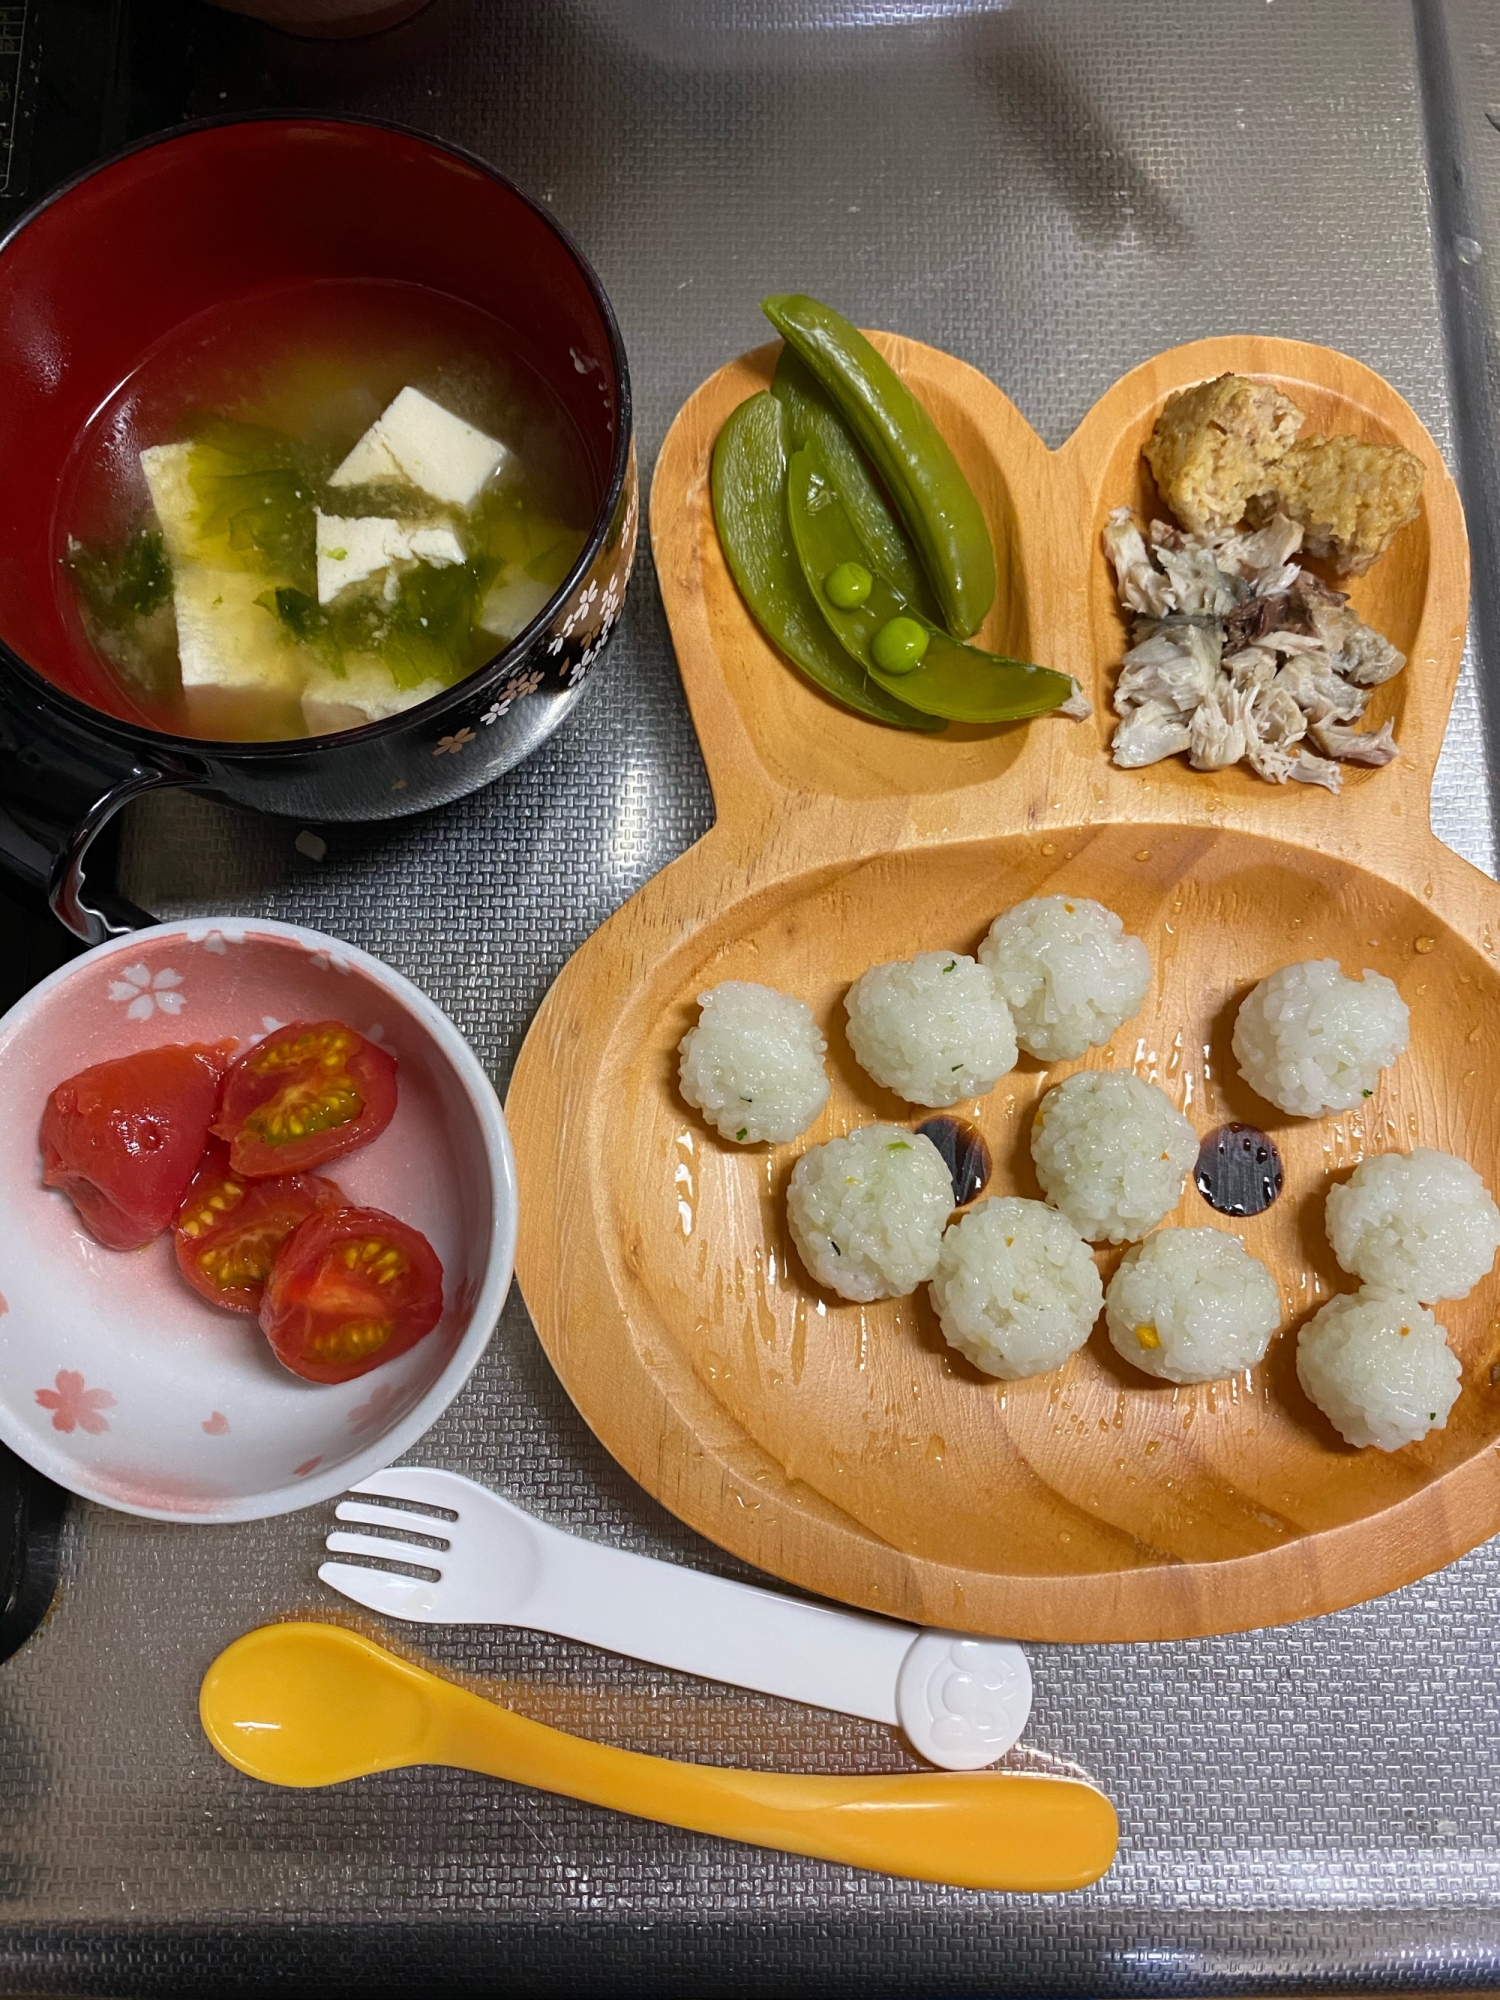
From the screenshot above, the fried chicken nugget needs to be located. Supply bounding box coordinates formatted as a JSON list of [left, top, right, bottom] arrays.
[[1143, 374, 1304, 536], [1255, 435, 1424, 575]]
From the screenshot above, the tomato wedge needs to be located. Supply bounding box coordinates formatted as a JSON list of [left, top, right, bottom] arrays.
[[214, 1020, 396, 1177], [174, 1139, 344, 1314], [259, 1206, 444, 1384], [41, 1043, 228, 1251]]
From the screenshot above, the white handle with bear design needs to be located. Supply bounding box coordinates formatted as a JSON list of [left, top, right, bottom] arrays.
[[318, 1466, 1031, 1772]]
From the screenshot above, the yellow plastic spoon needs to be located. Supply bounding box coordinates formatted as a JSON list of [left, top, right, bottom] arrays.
[[199, 1622, 1118, 1892]]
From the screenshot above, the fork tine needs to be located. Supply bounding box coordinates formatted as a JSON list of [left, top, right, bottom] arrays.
[[350, 1467, 477, 1513], [323, 1530, 445, 1569], [334, 1500, 452, 1541], [317, 1561, 444, 1622]]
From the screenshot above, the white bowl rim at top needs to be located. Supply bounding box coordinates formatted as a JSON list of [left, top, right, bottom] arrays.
[[0, 914, 517, 1523]]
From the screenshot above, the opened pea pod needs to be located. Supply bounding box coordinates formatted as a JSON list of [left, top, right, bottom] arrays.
[[785, 443, 1075, 724], [769, 347, 939, 624], [711, 391, 941, 731], [710, 292, 1083, 730]]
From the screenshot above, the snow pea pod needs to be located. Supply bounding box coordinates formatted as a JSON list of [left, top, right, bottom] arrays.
[[770, 349, 937, 622], [762, 293, 996, 639], [786, 441, 1073, 724], [710, 392, 942, 732]]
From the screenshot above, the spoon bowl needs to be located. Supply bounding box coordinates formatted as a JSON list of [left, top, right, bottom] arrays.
[[201, 1622, 437, 1785]]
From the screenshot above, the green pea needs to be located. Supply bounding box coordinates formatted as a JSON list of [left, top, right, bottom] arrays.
[[871, 616, 930, 675], [824, 560, 873, 610]]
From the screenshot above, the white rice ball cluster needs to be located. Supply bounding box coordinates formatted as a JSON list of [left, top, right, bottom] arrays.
[[1105, 1227, 1281, 1384], [786, 1124, 954, 1302], [979, 896, 1151, 1062], [678, 981, 830, 1144], [1297, 1290, 1461, 1451], [1031, 1069, 1198, 1245], [929, 1196, 1103, 1380], [1326, 1149, 1500, 1304], [1232, 960, 1409, 1117], [844, 952, 1017, 1108]]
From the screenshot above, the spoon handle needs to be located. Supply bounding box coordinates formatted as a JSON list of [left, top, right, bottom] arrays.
[[427, 1684, 1117, 1891]]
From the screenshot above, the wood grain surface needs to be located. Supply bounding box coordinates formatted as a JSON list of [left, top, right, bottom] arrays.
[[508, 332, 1500, 1642]]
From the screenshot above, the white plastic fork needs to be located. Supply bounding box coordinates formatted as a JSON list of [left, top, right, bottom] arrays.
[[319, 1467, 1032, 1772]]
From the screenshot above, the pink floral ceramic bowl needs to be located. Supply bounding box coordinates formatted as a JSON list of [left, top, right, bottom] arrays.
[[0, 917, 516, 1521]]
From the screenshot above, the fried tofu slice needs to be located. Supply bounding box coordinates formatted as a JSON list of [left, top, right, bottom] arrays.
[[1143, 374, 1304, 536], [1254, 435, 1424, 575]]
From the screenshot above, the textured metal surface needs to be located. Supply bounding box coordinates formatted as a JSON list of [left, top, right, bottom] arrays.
[[11, 0, 1500, 1989]]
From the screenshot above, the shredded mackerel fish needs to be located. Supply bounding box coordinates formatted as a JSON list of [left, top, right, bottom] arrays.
[[1102, 508, 1403, 791]]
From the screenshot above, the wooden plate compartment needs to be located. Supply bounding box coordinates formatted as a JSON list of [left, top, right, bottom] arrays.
[[508, 334, 1499, 1642]]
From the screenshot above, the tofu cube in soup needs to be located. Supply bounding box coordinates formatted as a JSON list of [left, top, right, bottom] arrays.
[[314, 512, 465, 606], [138, 443, 301, 698], [330, 386, 514, 508]]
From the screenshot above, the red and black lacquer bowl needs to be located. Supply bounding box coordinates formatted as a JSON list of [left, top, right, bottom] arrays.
[[0, 116, 636, 941]]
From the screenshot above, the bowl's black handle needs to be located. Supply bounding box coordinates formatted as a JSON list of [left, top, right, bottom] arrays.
[[0, 679, 185, 942], [0, 1446, 65, 1666]]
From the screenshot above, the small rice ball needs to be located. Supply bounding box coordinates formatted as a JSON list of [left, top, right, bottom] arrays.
[[1106, 1227, 1280, 1384], [1031, 1068, 1199, 1244], [1326, 1149, 1500, 1304], [679, 981, 829, 1144], [1232, 960, 1409, 1117], [844, 952, 1017, 1108], [978, 895, 1151, 1062], [1297, 1289, 1461, 1451], [787, 1124, 953, 1302], [929, 1196, 1102, 1379]]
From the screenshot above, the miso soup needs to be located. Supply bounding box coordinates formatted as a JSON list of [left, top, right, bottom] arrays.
[[59, 278, 596, 741]]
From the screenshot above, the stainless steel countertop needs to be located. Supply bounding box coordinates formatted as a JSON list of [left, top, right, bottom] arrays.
[[14, 0, 1500, 1989]]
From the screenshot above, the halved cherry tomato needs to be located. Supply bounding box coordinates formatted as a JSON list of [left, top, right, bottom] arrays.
[[258, 1205, 443, 1384], [214, 1021, 396, 1177], [41, 1043, 229, 1251], [174, 1139, 344, 1314]]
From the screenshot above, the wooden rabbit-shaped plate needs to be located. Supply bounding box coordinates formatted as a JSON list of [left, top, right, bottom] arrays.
[[507, 334, 1498, 1643]]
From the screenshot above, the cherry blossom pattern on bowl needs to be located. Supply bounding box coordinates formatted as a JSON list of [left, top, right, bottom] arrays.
[[107, 962, 185, 1020], [0, 917, 516, 1522], [552, 463, 638, 693]]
